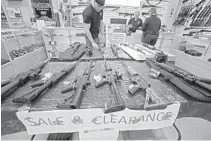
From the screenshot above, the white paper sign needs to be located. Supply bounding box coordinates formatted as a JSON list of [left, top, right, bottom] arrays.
[[16, 102, 180, 135]]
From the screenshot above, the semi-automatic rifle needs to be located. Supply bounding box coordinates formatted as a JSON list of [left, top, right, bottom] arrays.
[[48, 61, 94, 140], [57, 61, 94, 109], [146, 58, 211, 102], [95, 58, 125, 113], [1, 59, 49, 101], [12, 60, 80, 104], [59, 42, 86, 61], [121, 61, 145, 95], [120, 61, 166, 110], [157, 63, 211, 92]]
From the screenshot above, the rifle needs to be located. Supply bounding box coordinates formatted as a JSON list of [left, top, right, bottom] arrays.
[[199, 5, 211, 26], [95, 58, 125, 113], [12, 60, 80, 104], [59, 43, 86, 61], [157, 63, 211, 92], [189, 0, 205, 21], [57, 60, 94, 109], [120, 61, 146, 95], [120, 61, 166, 110], [146, 58, 211, 102], [205, 15, 211, 26], [1, 59, 49, 101], [192, 5, 210, 26], [70, 42, 81, 55]]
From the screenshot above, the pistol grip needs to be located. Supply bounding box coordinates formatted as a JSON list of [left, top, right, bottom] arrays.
[[128, 85, 143, 95], [95, 80, 108, 88], [30, 81, 44, 87], [61, 86, 73, 93]]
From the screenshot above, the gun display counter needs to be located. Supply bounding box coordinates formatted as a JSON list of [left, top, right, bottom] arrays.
[[1, 29, 48, 80], [1, 42, 211, 140]]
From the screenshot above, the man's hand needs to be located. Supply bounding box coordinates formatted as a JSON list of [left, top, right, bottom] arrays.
[[92, 42, 99, 49]]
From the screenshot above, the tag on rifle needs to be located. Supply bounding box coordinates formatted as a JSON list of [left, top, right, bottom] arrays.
[[129, 84, 135, 89], [94, 75, 102, 82], [63, 81, 71, 85], [44, 72, 53, 79]]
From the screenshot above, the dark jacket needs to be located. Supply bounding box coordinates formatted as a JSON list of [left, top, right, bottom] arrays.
[[142, 15, 161, 36]]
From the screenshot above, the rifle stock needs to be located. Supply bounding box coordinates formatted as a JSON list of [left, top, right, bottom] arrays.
[[104, 82, 125, 113]]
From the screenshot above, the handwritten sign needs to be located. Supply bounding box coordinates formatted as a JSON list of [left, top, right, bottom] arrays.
[[16, 102, 180, 135]]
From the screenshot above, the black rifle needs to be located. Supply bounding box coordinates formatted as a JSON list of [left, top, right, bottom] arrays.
[[146, 58, 211, 102], [120, 61, 147, 95], [120, 61, 167, 110], [1, 59, 49, 101], [57, 61, 94, 109], [157, 63, 211, 92], [59, 43, 86, 61], [192, 5, 210, 26], [48, 61, 94, 141], [95, 58, 125, 113], [12, 60, 80, 104], [189, 0, 205, 21], [70, 42, 81, 55], [205, 14, 211, 26]]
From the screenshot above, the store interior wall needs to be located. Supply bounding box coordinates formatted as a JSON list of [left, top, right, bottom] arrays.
[[1, 0, 34, 28]]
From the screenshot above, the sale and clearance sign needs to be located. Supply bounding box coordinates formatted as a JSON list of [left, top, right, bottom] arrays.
[[16, 102, 180, 135]]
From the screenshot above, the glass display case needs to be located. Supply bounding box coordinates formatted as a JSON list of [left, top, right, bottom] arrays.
[[1, 29, 45, 61], [1, 29, 48, 80]]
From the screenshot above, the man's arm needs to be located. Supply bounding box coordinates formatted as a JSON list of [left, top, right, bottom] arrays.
[[99, 11, 104, 44], [99, 20, 105, 44], [142, 19, 148, 31], [83, 9, 95, 45], [128, 18, 132, 25], [100, 20, 104, 35], [84, 23, 95, 45]]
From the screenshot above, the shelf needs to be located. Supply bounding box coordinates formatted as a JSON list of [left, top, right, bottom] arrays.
[[1, 61, 11, 68], [12, 47, 44, 62]]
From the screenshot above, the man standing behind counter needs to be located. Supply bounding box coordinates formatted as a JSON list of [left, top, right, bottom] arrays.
[[128, 11, 142, 33], [142, 8, 161, 46], [83, 0, 105, 56]]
